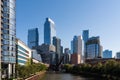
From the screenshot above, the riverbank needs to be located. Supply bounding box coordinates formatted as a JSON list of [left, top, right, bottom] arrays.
[[25, 71, 46, 80], [63, 60, 120, 80]]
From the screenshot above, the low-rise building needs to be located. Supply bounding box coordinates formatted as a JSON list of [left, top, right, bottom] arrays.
[[16, 39, 32, 65]]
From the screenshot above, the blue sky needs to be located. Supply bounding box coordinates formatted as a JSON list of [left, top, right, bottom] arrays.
[[16, 0, 120, 57]]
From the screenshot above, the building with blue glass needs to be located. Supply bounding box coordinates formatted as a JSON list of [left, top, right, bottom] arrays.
[[44, 18, 56, 45], [16, 39, 32, 65], [28, 28, 39, 49], [82, 30, 89, 43], [116, 52, 120, 59], [103, 50, 112, 58], [0, 0, 16, 79], [86, 36, 102, 59], [82, 30, 89, 59]]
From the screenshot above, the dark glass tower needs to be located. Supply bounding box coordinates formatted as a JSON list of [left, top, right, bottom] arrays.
[[0, 0, 16, 79], [44, 18, 56, 45], [53, 37, 61, 62], [28, 28, 39, 48]]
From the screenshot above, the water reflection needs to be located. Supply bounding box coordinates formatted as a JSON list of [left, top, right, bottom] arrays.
[[41, 72, 96, 80]]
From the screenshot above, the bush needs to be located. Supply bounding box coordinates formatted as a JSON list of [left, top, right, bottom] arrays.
[[16, 63, 47, 78]]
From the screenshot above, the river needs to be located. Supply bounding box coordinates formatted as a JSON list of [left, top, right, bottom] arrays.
[[40, 72, 100, 80]]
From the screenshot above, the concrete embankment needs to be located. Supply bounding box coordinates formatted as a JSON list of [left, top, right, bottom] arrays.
[[25, 71, 46, 80]]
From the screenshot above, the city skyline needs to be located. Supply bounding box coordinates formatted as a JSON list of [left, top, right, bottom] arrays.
[[16, 0, 120, 57]]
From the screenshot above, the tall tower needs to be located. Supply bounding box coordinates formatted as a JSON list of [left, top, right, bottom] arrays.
[[0, 0, 16, 79], [82, 30, 89, 43], [44, 18, 56, 45], [28, 28, 39, 48], [82, 30, 89, 62], [53, 37, 61, 62], [73, 36, 83, 54]]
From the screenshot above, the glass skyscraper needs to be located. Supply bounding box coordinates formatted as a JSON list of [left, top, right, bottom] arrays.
[[82, 30, 89, 43], [53, 37, 61, 62], [44, 18, 56, 45], [86, 36, 101, 59], [103, 50, 112, 58], [0, 0, 16, 79], [82, 30, 89, 60], [28, 28, 39, 48], [72, 36, 83, 54]]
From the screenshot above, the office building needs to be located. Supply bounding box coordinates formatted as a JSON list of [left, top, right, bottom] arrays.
[[53, 37, 61, 61], [32, 50, 42, 63], [28, 28, 39, 49], [103, 50, 112, 58], [71, 41, 73, 54], [0, 0, 16, 79], [82, 30, 89, 59], [16, 39, 32, 65], [116, 52, 120, 59], [86, 36, 102, 59], [71, 35, 84, 63], [64, 48, 70, 54], [44, 18, 56, 44], [82, 30, 89, 43], [33, 44, 56, 64], [71, 54, 81, 64], [63, 48, 71, 64], [72, 36, 83, 54]]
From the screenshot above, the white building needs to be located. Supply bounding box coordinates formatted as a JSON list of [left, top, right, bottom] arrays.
[[16, 39, 32, 65]]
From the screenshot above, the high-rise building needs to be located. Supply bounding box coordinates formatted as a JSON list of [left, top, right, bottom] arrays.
[[116, 52, 120, 59], [71, 41, 73, 54], [0, 0, 16, 79], [72, 36, 83, 55], [86, 36, 102, 59], [71, 35, 84, 63], [44, 18, 56, 45], [64, 48, 70, 54], [103, 50, 112, 58], [53, 37, 61, 61], [63, 48, 71, 64], [28, 28, 39, 49], [82, 30, 89, 43], [82, 30, 89, 59]]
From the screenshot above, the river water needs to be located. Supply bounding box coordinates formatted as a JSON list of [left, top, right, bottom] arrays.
[[40, 72, 99, 80]]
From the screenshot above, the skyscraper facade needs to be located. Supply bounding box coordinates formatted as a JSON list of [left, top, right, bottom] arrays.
[[103, 50, 112, 58], [53, 37, 61, 61], [82, 30, 89, 59], [71, 35, 84, 63], [86, 36, 101, 59], [82, 30, 89, 43], [72, 36, 83, 55], [44, 18, 56, 45], [71, 41, 73, 54], [28, 28, 39, 49], [0, 0, 16, 79], [116, 52, 120, 59]]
